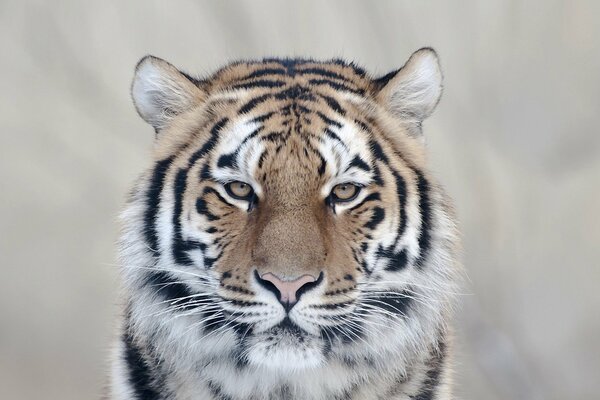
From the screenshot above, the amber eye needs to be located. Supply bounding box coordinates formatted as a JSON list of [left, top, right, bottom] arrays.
[[331, 183, 360, 202], [225, 181, 254, 201]]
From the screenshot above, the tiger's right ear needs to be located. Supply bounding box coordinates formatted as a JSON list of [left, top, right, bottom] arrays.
[[131, 55, 205, 131], [375, 48, 443, 136]]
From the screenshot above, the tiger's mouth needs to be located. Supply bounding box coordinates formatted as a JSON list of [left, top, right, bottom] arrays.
[[274, 316, 308, 337], [245, 316, 326, 371]]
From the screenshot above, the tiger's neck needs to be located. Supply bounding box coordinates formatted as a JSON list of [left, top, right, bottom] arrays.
[[112, 323, 452, 400]]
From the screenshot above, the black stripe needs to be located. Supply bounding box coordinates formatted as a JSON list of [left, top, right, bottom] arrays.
[[202, 186, 235, 208], [231, 322, 253, 370], [363, 290, 412, 317], [369, 139, 389, 163], [309, 79, 365, 95], [207, 380, 233, 400], [413, 339, 446, 400], [378, 245, 409, 272], [239, 93, 272, 113], [195, 196, 219, 221], [230, 79, 286, 90], [171, 118, 229, 266], [172, 170, 194, 265], [144, 157, 175, 257], [190, 118, 229, 164], [257, 149, 268, 169], [330, 59, 367, 77], [368, 138, 411, 272], [413, 172, 432, 269], [217, 153, 237, 169], [372, 164, 384, 186], [234, 126, 264, 153], [364, 207, 385, 230], [373, 69, 399, 90], [262, 131, 284, 142], [199, 164, 211, 180], [251, 111, 276, 123], [348, 192, 381, 212], [297, 67, 356, 83], [241, 68, 287, 80], [200, 305, 228, 334], [145, 270, 196, 305], [354, 118, 370, 129], [315, 111, 343, 128], [123, 331, 160, 400], [319, 94, 346, 116], [317, 152, 327, 176], [347, 155, 371, 172], [393, 169, 408, 239], [323, 128, 349, 150], [274, 85, 317, 101]]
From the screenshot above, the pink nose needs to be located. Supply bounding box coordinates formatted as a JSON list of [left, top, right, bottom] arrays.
[[259, 272, 319, 305]]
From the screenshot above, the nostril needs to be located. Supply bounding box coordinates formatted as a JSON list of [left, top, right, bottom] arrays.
[[254, 270, 324, 311], [254, 270, 282, 300], [295, 272, 324, 301]]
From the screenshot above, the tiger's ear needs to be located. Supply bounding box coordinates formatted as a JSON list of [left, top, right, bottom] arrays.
[[131, 55, 205, 131], [375, 48, 443, 133]]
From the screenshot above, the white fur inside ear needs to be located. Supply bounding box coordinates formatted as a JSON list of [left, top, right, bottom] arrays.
[[131, 56, 201, 130], [380, 48, 443, 123]]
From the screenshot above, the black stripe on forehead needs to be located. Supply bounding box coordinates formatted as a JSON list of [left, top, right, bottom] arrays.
[[241, 68, 287, 80], [315, 111, 343, 128], [237, 65, 361, 85], [296, 67, 358, 84], [190, 118, 230, 164], [308, 79, 365, 95], [230, 80, 287, 90], [323, 128, 349, 151], [216, 126, 264, 170], [317, 94, 346, 116], [250, 111, 276, 123], [239, 93, 273, 114], [274, 85, 317, 101], [238, 84, 320, 115], [346, 155, 371, 172]]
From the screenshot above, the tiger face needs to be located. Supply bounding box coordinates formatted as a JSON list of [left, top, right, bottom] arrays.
[[122, 49, 459, 374]]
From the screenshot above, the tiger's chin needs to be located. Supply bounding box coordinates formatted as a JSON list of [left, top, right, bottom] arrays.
[[245, 321, 326, 371]]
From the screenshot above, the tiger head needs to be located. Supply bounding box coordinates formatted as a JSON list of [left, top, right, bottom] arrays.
[[121, 49, 460, 373]]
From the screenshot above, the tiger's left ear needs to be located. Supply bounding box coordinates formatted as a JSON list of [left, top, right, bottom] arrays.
[[375, 48, 443, 132], [131, 55, 205, 132]]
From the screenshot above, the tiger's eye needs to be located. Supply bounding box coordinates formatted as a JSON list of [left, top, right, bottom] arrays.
[[331, 183, 360, 202], [226, 181, 253, 200]]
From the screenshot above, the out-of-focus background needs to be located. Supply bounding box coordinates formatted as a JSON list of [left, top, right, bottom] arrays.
[[1, 1, 599, 399]]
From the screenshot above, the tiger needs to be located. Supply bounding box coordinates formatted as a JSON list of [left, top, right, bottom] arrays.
[[109, 47, 462, 400]]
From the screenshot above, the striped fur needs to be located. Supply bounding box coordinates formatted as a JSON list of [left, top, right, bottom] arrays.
[[109, 48, 462, 400]]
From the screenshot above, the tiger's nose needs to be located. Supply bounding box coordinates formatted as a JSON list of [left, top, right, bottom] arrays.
[[254, 271, 323, 311]]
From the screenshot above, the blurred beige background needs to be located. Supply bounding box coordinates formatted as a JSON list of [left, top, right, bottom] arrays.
[[1, 1, 599, 399]]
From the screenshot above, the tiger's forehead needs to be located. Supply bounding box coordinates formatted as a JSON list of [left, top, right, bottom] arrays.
[[202, 58, 374, 95], [209, 106, 374, 200]]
